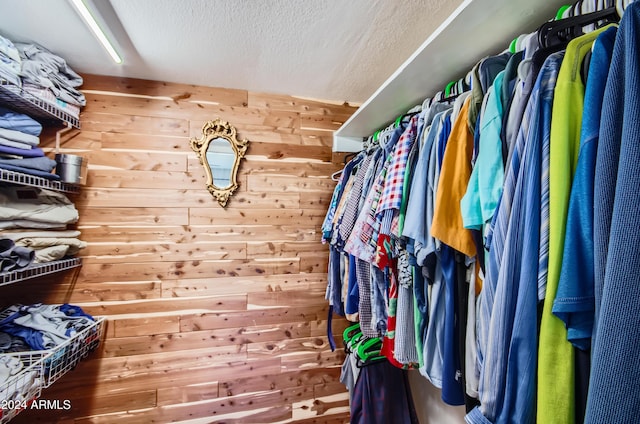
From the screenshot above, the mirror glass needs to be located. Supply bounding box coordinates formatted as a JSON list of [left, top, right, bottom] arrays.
[[206, 137, 235, 188], [190, 119, 249, 207]]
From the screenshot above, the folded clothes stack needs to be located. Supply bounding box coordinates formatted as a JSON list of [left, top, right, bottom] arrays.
[[15, 42, 86, 109], [2, 229, 86, 265], [0, 185, 78, 230], [0, 34, 21, 87], [22, 84, 81, 119], [0, 105, 59, 180], [0, 185, 84, 271]]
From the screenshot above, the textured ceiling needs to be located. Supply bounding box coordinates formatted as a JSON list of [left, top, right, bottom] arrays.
[[0, 0, 463, 104]]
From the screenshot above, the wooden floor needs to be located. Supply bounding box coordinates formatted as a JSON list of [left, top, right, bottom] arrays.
[[2, 75, 356, 423]]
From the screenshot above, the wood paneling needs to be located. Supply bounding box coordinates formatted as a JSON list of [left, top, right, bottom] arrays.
[[3, 76, 356, 423]]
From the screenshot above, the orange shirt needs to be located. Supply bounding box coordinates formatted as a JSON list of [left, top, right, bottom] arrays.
[[431, 96, 477, 258]]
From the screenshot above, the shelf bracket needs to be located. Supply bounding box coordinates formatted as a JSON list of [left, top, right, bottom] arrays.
[[55, 122, 74, 154]]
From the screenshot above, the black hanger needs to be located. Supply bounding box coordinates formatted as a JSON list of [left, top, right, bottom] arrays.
[[538, 7, 620, 49], [438, 76, 470, 103]]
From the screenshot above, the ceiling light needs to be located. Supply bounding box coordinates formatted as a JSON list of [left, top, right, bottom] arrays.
[[69, 0, 122, 64]]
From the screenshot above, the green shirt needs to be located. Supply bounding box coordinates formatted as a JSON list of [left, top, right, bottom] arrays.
[[538, 25, 610, 424]]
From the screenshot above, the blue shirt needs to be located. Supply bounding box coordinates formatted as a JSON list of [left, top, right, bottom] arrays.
[[553, 26, 617, 351], [403, 109, 452, 266], [467, 51, 563, 424], [462, 71, 507, 230], [587, 4, 640, 422]]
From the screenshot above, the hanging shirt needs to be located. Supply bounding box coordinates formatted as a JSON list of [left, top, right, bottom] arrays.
[[466, 51, 563, 424], [420, 108, 453, 387], [403, 108, 452, 266], [499, 51, 524, 159], [335, 153, 375, 249], [344, 125, 404, 262], [502, 34, 540, 168], [378, 115, 419, 218], [461, 71, 507, 230], [321, 153, 362, 241], [432, 95, 477, 258], [553, 25, 617, 351], [375, 115, 420, 266], [538, 25, 611, 424], [393, 248, 420, 365], [468, 53, 511, 132], [587, 4, 640, 423], [475, 38, 540, 415]]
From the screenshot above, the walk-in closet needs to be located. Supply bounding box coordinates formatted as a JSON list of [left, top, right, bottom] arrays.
[[1, 0, 639, 423]]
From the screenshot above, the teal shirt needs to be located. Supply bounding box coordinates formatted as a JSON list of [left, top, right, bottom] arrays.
[[461, 71, 506, 230]]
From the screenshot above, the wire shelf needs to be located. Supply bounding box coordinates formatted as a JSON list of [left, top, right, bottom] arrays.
[[0, 351, 49, 424], [0, 258, 82, 288], [0, 168, 80, 194], [0, 79, 79, 129]]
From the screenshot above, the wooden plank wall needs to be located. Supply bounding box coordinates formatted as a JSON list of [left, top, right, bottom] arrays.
[[2, 75, 357, 423]]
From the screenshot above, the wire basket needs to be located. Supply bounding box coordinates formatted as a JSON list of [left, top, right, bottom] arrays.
[[0, 351, 49, 424], [41, 316, 105, 388]]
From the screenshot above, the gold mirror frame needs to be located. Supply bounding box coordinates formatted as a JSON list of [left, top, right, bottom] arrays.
[[190, 119, 249, 207]]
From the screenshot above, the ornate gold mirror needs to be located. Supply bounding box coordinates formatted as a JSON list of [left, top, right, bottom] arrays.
[[190, 119, 248, 207]]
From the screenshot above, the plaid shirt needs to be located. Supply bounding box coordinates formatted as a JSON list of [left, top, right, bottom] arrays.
[[377, 115, 420, 217]]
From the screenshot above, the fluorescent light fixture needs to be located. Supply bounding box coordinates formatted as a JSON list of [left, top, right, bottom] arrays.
[[69, 0, 122, 64]]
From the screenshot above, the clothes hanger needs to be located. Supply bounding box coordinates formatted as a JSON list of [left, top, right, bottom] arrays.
[[509, 37, 519, 53], [356, 337, 382, 360], [556, 4, 573, 19], [439, 76, 470, 103], [538, 7, 620, 49], [444, 81, 456, 98], [354, 337, 386, 367], [343, 323, 363, 354], [343, 151, 358, 163]]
